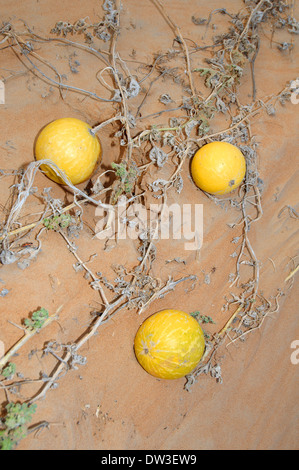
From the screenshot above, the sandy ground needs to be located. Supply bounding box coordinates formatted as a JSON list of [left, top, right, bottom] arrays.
[[0, 0, 298, 450]]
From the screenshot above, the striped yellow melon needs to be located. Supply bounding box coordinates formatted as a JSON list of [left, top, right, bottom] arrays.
[[134, 309, 205, 379], [35, 118, 101, 185]]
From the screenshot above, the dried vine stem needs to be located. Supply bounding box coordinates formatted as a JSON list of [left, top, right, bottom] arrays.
[[3, 25, 115, 102], [59, 230, 110, 306], [0, 160, 114, 244], [109, 1, 134, 164], [28, 273, 195, 404], [0, 307, 62, 370], [285, 264, 299, 283], [131, 81, 292, 147], [150, 0, 196, 98], [226, 290, 283, 347], [28, 295, 124, 404], [237, 0, 269, 44], [218, 305, 244, 337]]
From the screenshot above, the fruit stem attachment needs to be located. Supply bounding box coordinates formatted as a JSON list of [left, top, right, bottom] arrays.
[[90, 115, 125, 136]]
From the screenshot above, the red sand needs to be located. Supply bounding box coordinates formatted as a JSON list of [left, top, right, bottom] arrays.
[[0, 0, 298, 450]]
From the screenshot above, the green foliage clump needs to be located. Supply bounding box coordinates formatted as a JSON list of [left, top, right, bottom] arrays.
[[24, 307, 49, 330], [111, 161, 139, 203], [190, 311, 215, 324], [190, 311, 215, 340], [43, 213, 72, 231], [0, 403, 37, 450], [0, 363, 16, 379]]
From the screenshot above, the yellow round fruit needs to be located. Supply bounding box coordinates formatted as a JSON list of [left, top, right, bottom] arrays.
[[191, 141, 246, 195], [35, 118, 101, 185], [134, 309, 205, 379]]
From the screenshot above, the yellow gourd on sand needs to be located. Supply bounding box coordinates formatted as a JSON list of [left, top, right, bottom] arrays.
[[134, 309, 205, 379], [191, 141, 246, 195], [35, 118, 101, 185]]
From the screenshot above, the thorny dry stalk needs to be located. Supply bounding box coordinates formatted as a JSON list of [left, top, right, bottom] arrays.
[[0, 0, 298, 440]]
